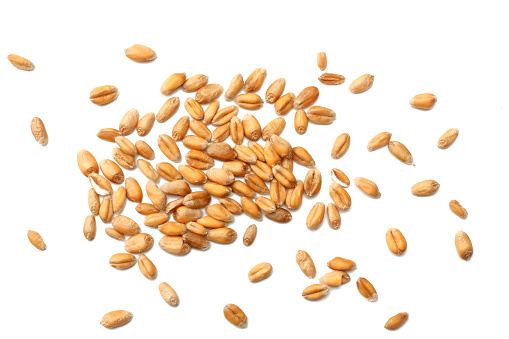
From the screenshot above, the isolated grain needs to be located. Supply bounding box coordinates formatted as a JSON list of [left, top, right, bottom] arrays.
[[100, 310, 133, 329], [294, 110, 308, 135], [186, 222, 208, 235], [302, 284, 329, 301], [161, 180, 192, 196], [438, 128, 459, 149], [165, 197, 185, 214], [183, 135, 209, 150], [274, 92, 295, 115], [135, 140, 155, 160], [449, 200, 468, 219], [270, 179, 286, 207], [250, 162, 272, 182], [83, 215, 96, 241], [159, 235, 191, 255], [294, 86, 319, 109], [223, 161, 250, 177], [385, 312, 409, 330], [158, 222, 188, 236], [354, 177, 381, 198], [306, 106, 336, 124], [243, 224, 257, 246], [89, 173, 113, 196], [292, 147, 315, 167], [99, 196, 113, 223], [302, 168, 321, 197], [183, 232, 210, 250], [224, 304, 247, 328], [112, 215, 141, 235], [125, 177, 143, 202], [331, 168, 350, 187], [125, 233, 154, 253], [88, 188, 100, 216], [265, 207, 292, 222], [225, 74, 244, 101], [7, 54, 35, 70], [296, 250, 316, 278], [206, 142, 236, 161], [124, 44, 156, 61], [317, 52, 327, 71], [112, 147, 135, 169], [411, 180, 440, 196], [183, 191, 211, 209], [183, 74, 208, 92], [159, 282, 179, 307], [357, 277, 378, 301], [235, 145, 257, 164], [264, 142, 283, 167], [160, 72, 186, 95], [230, 116, 244, 144], [327, 203, 341, 229], [184, 98, 205, 120], [110, 253, 137, 269], [386, 228, 407, 255], [388, 141, 413, 165], [272, 165, 297, 188], [172, 116, 190, 141], [262, 117, 286, 141], [115, 136, 136, 156], [205, 168, 233, 186], [248, 262, 273, 282], [285, 180, 304, 210], [349, 74, 374, 94], [27, 230, 46, 250], [90, 85, 119, 105], [190, 119, 212, 141], [320, 271, 350, 287], [265, 78, 286, 103], [455, 231, 473, 260], [138, 159, 159, 182], [207, 227, 238, 244], [157, 97, 180, 123], [158, 134, 181, 162], [196, 84, 223, 104], [327, 257, 356, 271], [306, 202, 325, 230], [146, 181, 166, 210], [77, 150, 99, 177], [174, 206, 203, 223], [137, 112, 155, 136], [97, 128, 121, 142], [318, 73, 346, 85], [241, 114, 261, 141], [105, 228, 125, 241], [331, 133, 351, 159], [138, 254, 157, 279], [367, 132, 392, 151], [99, 159, 124, 184], [30, 117, 48, 146], [245, 67, 267, 92], [410, 93, 436, 109], [202, 182, 232, 198], [186, 150, 214, 170], [135, 203, 159, 216], [203, 101, 220, 124], [234, 93, 264, 109]]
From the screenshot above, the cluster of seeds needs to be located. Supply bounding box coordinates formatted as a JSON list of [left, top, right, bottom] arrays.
[[13, 44, 473, 331]]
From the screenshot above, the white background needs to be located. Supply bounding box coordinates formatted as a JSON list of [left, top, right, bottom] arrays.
[[1, 0, 507, 337]]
